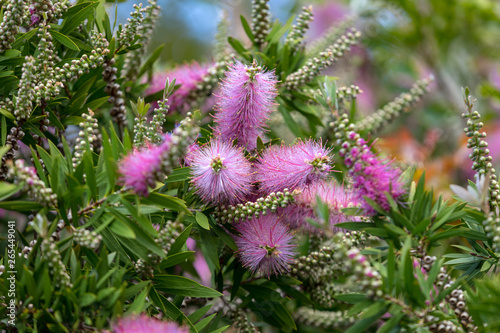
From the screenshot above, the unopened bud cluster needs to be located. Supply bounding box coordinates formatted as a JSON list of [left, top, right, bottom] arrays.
[[444, 287, 477, 332], [15, 56, 37, 121], [186, 59, 230, 111], [7, 159, 57, 207], [117, 4, 146, 49], [72, 111, 101, 167], [35, 24, 59, 88], [285, 29, 360, 90], [356, 77, 432, 133], [123, 0, 160, 80], [295, 308, 356, 330], [425, 315, 457, 333], [163, 112, 199, 175], [135, 98, 170, 146], [284, 6, 313, 52], [41, 239, 72, 288], [290, 234, 382, 298], [227, 308, 259, 333], [420, 255, 437, 272], [213, 189, 296, 224], [214, 16, 230, 61], [307, 16, 354, 56], [103, 58, 128, 129], [309, 282, 349, 308], [134, 259, 154, 279], [336, 85, 362, 105], [52, 32, 109, 93], [483, 213, 500, 253], [148, 220, 183, 265], [73, 228, 102, 250], [462, 94, 500, 209], [341, 230, 372, 247], [136, 221, 183, 278], [0, 0, 24, 52], [29, 0, 69, 26], [251, 0, 271, 47]]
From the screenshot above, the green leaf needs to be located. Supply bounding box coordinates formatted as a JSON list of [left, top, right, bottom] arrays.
[[334, 293, 367, 304], [227, 37, 251, 61], [149, 288, 198, 331], [0, 183, 22, 201], [153, 275, 222, 298], [169, 224, 193, 255], [109, 219, 136, 239], [125, 288, 149, 315], [50, 30, 80, 51], [188, 304, 213, 323], [61, 2, 100, 34], [209, 218, 238, 251], [12, 28, 39, 48], [138, 44, 165, 78], [243, 284, 286, 302], [138, 192, 189, 213], [165, 167, 191, 183], [160, 251, 195, 269], [266, 16, 295, 44], [196, 211, 210, 230], [0, 108, 16, 121], [199, 227, 220, 270], [240, 15, 254, 43], [80, 293, 97, 307], [0, 201, 43, 211]]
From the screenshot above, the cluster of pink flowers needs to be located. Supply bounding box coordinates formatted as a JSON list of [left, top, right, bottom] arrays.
[[113, 314, 188, 333], [214, 60, 278, 150], [145, 62, 211, 113], [340, 131, 406, 215], [283, 180, 361, 232], [139, 59, 404, 278], [118, 134, 172, 197]]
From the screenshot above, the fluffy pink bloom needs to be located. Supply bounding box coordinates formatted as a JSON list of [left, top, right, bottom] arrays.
[[255, 139, 333, 195], [214, 60, 278, 150], [283, 180, 361, 232], [189, 137, 253, 205], [235, 215, 296, 277], [341, 134, 406, 215], [113, 314, 188, 333], [118, 136, 172, 197], [145, 62, 211, 113]]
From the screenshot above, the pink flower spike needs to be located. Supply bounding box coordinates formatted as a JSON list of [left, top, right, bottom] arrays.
[[145, 62, 212, 113], [214, 60, 278, 150], [255, 139, 333, 195], [113, 314, 188, 333], [235, 214, 296, 278], [189, 137, 253, 205], [118, 139, 171, 197]]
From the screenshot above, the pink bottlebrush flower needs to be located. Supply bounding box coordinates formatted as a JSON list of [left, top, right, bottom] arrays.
[[255, 139, 333, 195], [189, 137, 253, 205], [183, 142, 200, 167], [235, 215, 296, 277], [214, 60, 278, 150], [118, 136, 172, 197], [341, 135, 406, 215], [113, 314, 188, 333], [145, 62, 212, 113], [283, 180, 361, 232]]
